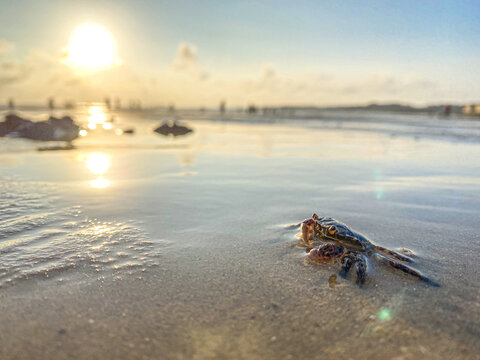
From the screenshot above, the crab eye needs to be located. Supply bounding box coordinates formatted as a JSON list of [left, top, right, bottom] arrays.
[[328, 226, 337, 235]]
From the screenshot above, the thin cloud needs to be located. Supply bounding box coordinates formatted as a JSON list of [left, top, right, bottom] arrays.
[[260, 63, 276, 83], [0, 62, 30, 86], [339, 74, 437, 97], [0, 39, 14, 58], [172, 42, 208, 80]]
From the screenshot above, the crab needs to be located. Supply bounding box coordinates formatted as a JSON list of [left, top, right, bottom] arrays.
[[301, 214, 439, 287]]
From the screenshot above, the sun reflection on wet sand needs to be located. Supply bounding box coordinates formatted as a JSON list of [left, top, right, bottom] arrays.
[[88, 106, 107, 124], [87, 153, 110, 175], [87, 105, 112, 131], [90, 177, 110, 189], [86, 153, 111, 188]]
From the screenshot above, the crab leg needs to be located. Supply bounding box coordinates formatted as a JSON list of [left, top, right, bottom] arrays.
[[375, 245, 413, 263], [375, 254, 439, 287], [354, 254, 368, 286], [339, 252, 355, 278]]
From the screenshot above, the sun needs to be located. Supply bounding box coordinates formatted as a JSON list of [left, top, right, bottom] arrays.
[[67, 24, 116, 68]]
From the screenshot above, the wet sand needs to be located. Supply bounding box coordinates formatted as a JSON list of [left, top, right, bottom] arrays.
[[0, 110, 479, 359]]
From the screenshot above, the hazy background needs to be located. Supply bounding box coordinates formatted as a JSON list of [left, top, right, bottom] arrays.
[[0, 0, 479, 107]]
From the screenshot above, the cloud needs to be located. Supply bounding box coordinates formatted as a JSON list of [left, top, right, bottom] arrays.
[[0, 36, 147, 103], [238, 63, 332, 102], [0, 47, 67, 87], [0, 39, 14, 58], [338, 73, 437, 100], [172, 42, 208, 80], [0, 40, 31, 86], [0, 37, 453, 107], [259, 63, 276, 83], [240, 63, 279, 92], [0, 61, 30, 85], [213, 63, 446, 107]]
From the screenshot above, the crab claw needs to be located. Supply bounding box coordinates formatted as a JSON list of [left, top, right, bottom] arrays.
[[301, 218, 315, 243], [308, 243, 345, 262], [312, 213, 325, 222]]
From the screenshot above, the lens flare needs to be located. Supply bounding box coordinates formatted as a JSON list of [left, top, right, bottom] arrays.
[[377, 308, 392, 322]]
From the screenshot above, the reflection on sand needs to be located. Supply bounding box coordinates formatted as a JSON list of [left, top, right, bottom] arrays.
[[86, 105, 113, 131], [91, 177, 110, 189], [86, 152, 111, 188], [88, 106, 107, 125], [86, 153, 110, 175]]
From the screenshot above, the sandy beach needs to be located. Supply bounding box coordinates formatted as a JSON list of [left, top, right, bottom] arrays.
[[0, 108, 479, 359]]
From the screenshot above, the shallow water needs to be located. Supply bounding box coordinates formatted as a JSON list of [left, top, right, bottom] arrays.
[[0, 107, 479, 359]]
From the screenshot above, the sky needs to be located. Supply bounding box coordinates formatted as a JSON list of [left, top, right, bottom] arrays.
[[0, 0, 479, 108]]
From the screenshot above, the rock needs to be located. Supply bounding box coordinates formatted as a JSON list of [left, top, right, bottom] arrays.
[[0, 114, 33, 136], [0, 122, 7, 137], [154, 121, 193, 137], [0, 114, 79, 141]]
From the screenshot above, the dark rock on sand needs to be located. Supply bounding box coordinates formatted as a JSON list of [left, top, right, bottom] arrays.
[[0, 114, 32, 136], [0, 114, 80, 141], [154, 121, 193, 137]]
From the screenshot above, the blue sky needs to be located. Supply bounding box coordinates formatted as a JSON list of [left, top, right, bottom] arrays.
[[0, 0, 479, 106]]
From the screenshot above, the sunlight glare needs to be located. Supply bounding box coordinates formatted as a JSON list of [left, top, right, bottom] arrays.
[[91, 177, 111, 189], [87, 105, 111, 130], [86, 153, 111, 175], [88, 106, 107, 124], [67, 24, 116, 68]]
